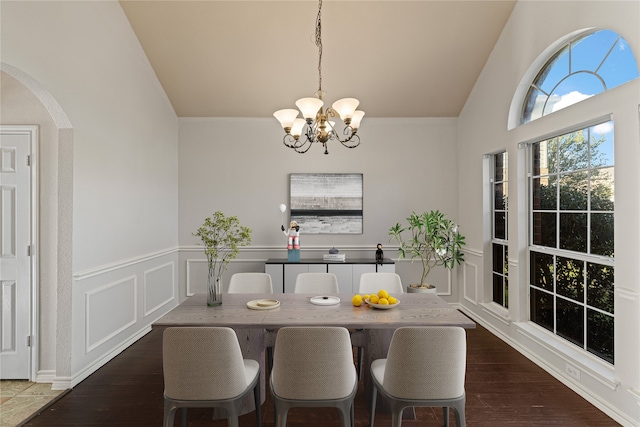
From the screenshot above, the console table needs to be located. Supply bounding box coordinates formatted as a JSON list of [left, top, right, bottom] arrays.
[[265, 258, 395, 293]]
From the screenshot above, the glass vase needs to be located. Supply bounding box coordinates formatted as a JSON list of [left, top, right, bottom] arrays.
[[207, 269, 222, 306]]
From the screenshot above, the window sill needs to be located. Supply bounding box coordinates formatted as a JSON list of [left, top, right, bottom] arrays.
[[514, 321, 618, 390]]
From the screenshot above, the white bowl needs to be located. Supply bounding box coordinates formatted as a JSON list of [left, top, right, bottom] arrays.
[[365, 298, 400, 309]]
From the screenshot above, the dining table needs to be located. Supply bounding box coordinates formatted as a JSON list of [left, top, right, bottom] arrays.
[[153, 292, 476, 418]]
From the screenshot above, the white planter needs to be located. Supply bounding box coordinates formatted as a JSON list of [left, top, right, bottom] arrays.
[[406, 284, 437, 294]]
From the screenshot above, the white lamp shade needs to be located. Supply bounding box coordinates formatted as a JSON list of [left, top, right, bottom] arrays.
[[295, 97, 324, 120], [331, 98, 359, 120], [350, 110, 365, 129], [291, 118, 306, 137], [273, 109, 299, 129]]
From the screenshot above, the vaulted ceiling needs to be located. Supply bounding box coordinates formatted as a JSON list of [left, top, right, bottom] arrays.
[[119, 1, 516, 118]]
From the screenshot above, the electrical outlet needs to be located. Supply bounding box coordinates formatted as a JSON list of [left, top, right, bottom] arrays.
[[565, 364, 581, 380]]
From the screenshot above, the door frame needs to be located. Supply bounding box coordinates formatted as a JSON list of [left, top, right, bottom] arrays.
[[1, 125, 39, 380]]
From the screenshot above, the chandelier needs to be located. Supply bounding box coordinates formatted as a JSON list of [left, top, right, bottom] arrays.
[[273, 0, 364, 155]]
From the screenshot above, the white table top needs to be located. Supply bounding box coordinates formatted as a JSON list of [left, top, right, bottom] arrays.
[[153, 293, 476, 330]]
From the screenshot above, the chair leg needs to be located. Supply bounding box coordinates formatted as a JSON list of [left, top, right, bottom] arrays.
[[180, 407, 187, 427], [253, 378, 262, 427], [369, 386, 377, 427], [356, 347, 363, 380], [443, 406, 449, 426]]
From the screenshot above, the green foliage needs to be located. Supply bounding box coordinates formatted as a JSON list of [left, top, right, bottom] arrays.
[[389, 210, 465, 286], [193, 211, 252, 280]]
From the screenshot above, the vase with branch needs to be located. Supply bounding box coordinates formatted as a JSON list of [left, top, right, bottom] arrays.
[[194, 211, 252, 306]]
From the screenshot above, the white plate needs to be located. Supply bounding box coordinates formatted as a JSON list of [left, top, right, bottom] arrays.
[[365, 298, 400, 309], [247, 299, 280, 310], [310, 296, 341, 306]]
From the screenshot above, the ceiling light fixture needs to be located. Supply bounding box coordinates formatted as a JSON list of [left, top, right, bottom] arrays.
[[273, 0, 364, 155]]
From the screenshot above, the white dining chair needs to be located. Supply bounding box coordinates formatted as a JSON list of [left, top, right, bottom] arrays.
[[227, 272, 276, 371], [228, 273, 273, 294], [162, 327, 262, 427], [353, 273, 404, 379], [270, 327, 357, 427], [358, 272, 404, 295], [293, 272, 339, 293], [369, 326, 467, 427]]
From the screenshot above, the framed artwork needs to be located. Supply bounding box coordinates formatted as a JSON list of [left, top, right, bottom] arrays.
[[289, 173, 363, 234]]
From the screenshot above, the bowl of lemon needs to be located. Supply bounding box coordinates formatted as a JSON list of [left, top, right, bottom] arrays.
[[352, 289, 400, 309]]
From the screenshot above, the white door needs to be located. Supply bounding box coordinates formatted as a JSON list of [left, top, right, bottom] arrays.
[[0, 126, 35, 379]]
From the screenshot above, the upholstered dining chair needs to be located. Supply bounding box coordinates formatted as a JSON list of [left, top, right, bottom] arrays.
[[357, 272, 404, 295], [228, 273, 273, 294], [369, 326, 467, 427], [162, 327, 262, 427], [293, 272, 339, 293], [270, 326, 358, 427], [352, 273, 405, 379], [227, 272, 276, 371]]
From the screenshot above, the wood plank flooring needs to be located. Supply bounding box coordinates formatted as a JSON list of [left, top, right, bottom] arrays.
[[21, 322, 619, 426]]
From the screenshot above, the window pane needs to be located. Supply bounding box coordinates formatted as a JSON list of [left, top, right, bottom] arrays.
[[532, 212, 556, 247], [493, 243, 504, 273], [556, 298, 584, 347], [494, 152, 508, 181], [522, 86, 544, 124], [532, 176, 557, 210], [571, 30, 616, 72], [559, 213, 587, 252], [530, 288, 554, 332], [556, 256, 584, 302], [590, 123, 614, 168], [544, 74, 601, 116], [532, 141, 556, 175], [536, 46, 569, 94], [494, 183, 506, 210], [559, 172, 588, 210], [557, 130, 589, 172], [530, 251, 554, 291], [494, 212, 506, 240], [590, 213, 614, 257], [587, 309, 614, 364], [599, 38, 640, 89], [590, 168, 614, 211], [493, 274, 504, 306], [586, 263, 614, 313]]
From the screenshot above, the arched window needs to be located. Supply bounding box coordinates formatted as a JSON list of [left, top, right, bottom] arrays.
[[521, 29, 638, 125]]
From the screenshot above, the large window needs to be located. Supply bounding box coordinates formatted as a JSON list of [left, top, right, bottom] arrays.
[[528, 122, 614, 364], [521, 30, 638, 125], [491, 152, 508, 308]]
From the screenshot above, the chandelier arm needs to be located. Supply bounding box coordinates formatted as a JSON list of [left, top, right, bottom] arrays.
[[333, 128, 361, 148], [282, 134, 313, 154]]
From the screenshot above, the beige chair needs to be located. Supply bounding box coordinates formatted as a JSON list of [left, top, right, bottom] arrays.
[[369, 326, 467, 427], [227, 272, 276, 370], [270, 327, 357, 427], [357, 272, 404, 295], [293, 272, 339, 293], [162, 327, 262, 427], [228, 273, 273, 294], [353, 273, 404, 379]]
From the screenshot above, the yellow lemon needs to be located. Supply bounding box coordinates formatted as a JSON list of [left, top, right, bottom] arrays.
[[363, 294, 370, 301], [369, 294, 379, 304], [388, 296, 398, 304], [352, 294, 363, 307], [378, 298, 389, 305], [378, 289, 389, 299]]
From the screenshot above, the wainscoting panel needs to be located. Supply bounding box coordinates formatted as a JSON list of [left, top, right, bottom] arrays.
[[462, 248, 482, 305], [85, 276, 137, 352], [71, 249, 179, 387], [143, 262, 175, 317]]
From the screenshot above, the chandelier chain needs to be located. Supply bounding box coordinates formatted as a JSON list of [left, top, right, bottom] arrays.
[[316, 0, 323, 93]]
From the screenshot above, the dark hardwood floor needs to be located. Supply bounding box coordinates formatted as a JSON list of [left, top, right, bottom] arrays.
[[22, 320, 619, 426]]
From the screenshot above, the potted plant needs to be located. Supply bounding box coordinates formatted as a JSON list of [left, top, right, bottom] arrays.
[[388, 210, 465, 292], [194, 211, 252, 306]]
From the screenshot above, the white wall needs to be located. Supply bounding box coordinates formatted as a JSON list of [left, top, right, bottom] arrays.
[[178, 117, 461, 296], [1, 1, 180, 387], [457, 1, 640, 425]]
